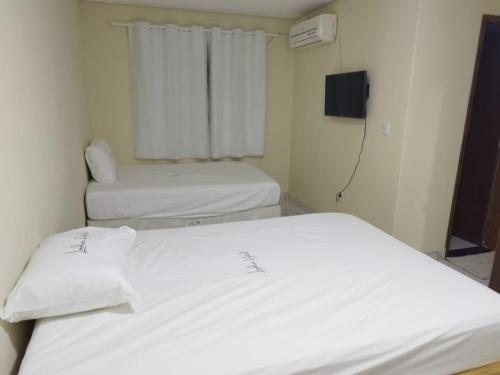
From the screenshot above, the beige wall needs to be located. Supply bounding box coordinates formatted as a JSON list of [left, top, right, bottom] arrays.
[[80, 2, 294, 190], [289, 0, 500, 252], [289, 0, 420, 233], [0, 1, 90, 374], [393, 0, 500, 251]]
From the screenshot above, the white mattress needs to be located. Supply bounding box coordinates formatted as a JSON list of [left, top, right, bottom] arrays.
[[86, 161, 281, 220], [20, 214, 500, 375]]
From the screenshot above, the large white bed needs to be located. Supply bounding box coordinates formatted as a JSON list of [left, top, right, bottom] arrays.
[[20, 214, 500, 374], [86, 161, 281, 229]]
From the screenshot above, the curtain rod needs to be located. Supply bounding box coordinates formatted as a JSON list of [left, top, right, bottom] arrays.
[[109, 22, 287, 37]]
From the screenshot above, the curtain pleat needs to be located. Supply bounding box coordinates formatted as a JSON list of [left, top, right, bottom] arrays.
[[128, 22, 209, 159], [209, 28, 267, 159]]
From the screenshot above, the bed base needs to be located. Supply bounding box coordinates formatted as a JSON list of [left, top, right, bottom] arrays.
[[87, 204, 282, 230]]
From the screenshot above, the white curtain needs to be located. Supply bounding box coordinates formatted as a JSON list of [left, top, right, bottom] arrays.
[[209, 28, 267, 159], [128, 22, 209, 159]]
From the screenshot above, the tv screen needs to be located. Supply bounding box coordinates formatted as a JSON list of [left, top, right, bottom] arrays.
[[324, 71, 369, 119]]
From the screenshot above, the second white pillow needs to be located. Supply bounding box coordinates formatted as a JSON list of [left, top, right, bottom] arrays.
[[85, 140, 117, 183]]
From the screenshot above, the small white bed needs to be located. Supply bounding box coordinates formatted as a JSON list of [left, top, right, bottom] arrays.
[[86, 161, 281, 229], [20, 214, 500, 375]]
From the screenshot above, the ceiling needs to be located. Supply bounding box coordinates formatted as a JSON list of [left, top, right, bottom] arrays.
[[82, 0, 333, 19]]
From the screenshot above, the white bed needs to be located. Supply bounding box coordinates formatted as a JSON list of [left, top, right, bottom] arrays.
[[20, 214, 500, 375], [86, 161, 281, 229]]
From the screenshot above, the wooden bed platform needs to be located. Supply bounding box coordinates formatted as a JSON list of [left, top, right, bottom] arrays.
[[460, 361, 500, 374]]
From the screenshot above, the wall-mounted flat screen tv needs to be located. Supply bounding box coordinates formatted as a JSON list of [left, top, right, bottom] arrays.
[[324, 71, 369, 119]]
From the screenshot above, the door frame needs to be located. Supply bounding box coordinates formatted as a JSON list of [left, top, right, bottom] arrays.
[[445, 15, 500, 257]]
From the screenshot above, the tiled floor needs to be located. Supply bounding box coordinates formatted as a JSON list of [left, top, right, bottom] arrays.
[[447, 252, 494, 280], [281, 196, 314, 216], [448, 235, 478, 250], [442, 235, 494, 285], [427, 251, 493, 286]]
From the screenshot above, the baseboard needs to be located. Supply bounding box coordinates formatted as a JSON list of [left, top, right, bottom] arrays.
[[446, 247, 492, 258]]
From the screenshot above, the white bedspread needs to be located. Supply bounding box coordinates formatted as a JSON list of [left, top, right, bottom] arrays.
[[20, 214, 500, 375], [86, 161, 280, 220]]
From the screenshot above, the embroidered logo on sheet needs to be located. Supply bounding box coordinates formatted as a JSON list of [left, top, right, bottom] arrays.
[[65, 232, 89, 254], [239, 251, 265, 273]]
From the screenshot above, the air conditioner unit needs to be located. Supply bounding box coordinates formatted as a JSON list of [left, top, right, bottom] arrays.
[[289, 14, 337, 49]]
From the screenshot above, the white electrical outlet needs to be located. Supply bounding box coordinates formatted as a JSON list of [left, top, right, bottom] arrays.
[[383, 121, 392, 136], [336, 192, 343, 202]]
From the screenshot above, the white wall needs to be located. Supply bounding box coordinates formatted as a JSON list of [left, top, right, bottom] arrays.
[[0, 1, 90, 373], [289, 0, 420, 233]]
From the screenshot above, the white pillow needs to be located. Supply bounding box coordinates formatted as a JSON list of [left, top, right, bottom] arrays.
[[85, 140, 117, 183], [92, 139, 113, 156], [1, 226, 138, 323]]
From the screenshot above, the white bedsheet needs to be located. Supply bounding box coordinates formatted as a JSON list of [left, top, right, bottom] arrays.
[[86, 161, 280, 220], [20, 214, 500, 375]]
